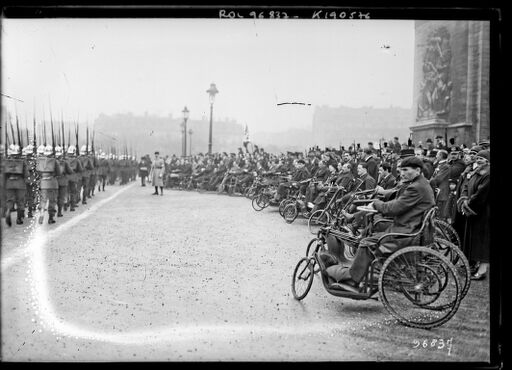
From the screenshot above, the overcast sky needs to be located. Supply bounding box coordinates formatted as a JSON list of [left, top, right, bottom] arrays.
[[2, 18, 414, 133]]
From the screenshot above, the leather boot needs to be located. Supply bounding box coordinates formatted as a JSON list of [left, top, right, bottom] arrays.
[[27, 208, 33, 218], [16, 210, 24, 224], [38, 212, 44, 224], [57, 205, 63, 217], [48, 213, 56, 224], [5, 208, 12, 227], [64, 203, 68, 211]]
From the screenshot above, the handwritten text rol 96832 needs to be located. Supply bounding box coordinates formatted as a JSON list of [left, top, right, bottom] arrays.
[[218, 10, 371, 20]]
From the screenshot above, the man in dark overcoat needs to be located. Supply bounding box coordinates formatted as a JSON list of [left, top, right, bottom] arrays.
[[320, 156, 435, 286], [458, 150, 490, 280]]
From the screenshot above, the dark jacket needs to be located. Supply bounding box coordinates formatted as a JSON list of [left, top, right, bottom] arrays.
[[359, 173, 376, 191], [378, 173, 396, 190], [373, 173, 436, 236], [292, 166, 311, 182], [448, 159, 466, 182], [313, 166, 330, 182], [365, 155, 379, 182], [422, 160, 434, 179], [430, 160, 450, 202], [459, 164, 490, 261], [336, 172, 355, 192]]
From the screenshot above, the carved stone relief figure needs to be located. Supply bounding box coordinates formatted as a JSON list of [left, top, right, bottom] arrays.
[[417, 27, 452, 120]]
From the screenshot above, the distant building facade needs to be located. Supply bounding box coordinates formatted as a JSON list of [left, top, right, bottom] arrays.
[[311, 105, 412, 148], [94, 113, 245, 157], [410, 20, 490, 146]]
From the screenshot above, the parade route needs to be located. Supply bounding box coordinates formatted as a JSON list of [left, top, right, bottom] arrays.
[[1, 184, 491, 361]]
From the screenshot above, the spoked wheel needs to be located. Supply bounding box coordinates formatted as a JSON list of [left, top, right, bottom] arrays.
[[283, 203, 298, 224], [378, 246, 462, 329], [434, 219, 461, 249], [279, 199, 293, 217], [306, 238, 325, 273], [259, 193, 271, 209], [308, 209, 330, 235], [251, 195, 264, 211], [245, 186, 256, 199], [291, 257, 315, 300], [305, 237, 325, 258], [432, 237, 471, 302]]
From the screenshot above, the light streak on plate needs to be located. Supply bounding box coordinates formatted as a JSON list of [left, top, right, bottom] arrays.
[[10, 183, 345, 345]]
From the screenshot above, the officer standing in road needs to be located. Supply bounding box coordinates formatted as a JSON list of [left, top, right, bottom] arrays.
[[149, 151, 165, 195]]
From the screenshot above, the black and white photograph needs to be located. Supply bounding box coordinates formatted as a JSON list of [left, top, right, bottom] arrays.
[[0, 5, 501, 363]]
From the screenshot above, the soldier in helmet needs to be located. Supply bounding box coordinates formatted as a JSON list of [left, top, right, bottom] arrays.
[[78, 145, 93, 204], [22, 143, 39, 218], [138, 155, 150, 186], [88, 146, 98, 197], [3, 144, 30, 226], [36, 144, 62, 224], [97, 151, 109, 192], [66, 144, 83, 211], [107, 153, 116, 185], [55, 145, 73, 217]]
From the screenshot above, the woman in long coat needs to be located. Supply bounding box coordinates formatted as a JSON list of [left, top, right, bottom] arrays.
[[149, 151, 165, 195], [458, 150, 490, 280]]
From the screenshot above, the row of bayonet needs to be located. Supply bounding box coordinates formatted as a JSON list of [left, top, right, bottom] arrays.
[[3, 105, 136, 159]]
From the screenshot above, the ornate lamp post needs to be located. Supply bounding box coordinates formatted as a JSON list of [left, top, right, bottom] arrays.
[[180, 122, 185, 157], [182, 106, 189, 157], [188, 128, 193, 156], [206, 83, 219, 155]]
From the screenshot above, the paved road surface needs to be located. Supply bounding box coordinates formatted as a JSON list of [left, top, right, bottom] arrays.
[[1, 183, 491, 361]]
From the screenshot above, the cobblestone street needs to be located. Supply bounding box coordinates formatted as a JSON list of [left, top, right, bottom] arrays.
[[1, 183, 490, 361]]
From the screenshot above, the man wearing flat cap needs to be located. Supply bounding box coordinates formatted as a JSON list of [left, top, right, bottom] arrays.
[[319, 156, 435, 287]]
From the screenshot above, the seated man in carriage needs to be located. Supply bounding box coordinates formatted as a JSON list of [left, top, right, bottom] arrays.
[[319, 156, 435, 287], [271, 159, 311, 203]]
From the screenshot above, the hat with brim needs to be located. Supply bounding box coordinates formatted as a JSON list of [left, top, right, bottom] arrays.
[[478, 140, 490, 147], [475, 150, 490, 162], [399, 156, 424, 169], [399, 148, 415, 158], [469, 145, 483, 155], [427, 150, 438, 158]]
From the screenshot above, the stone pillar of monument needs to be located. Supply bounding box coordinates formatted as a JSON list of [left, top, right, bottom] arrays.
[[410, 21, 490, 147]]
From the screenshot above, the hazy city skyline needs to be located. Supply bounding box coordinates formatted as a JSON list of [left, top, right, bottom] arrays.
[[2, 18, 414, 134]]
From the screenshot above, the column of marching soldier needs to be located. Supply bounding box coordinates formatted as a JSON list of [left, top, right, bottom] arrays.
[[2, 143, 138, 226]]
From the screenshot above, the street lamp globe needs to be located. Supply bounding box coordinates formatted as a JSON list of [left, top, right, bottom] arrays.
[[206, 83, 219, 104]]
